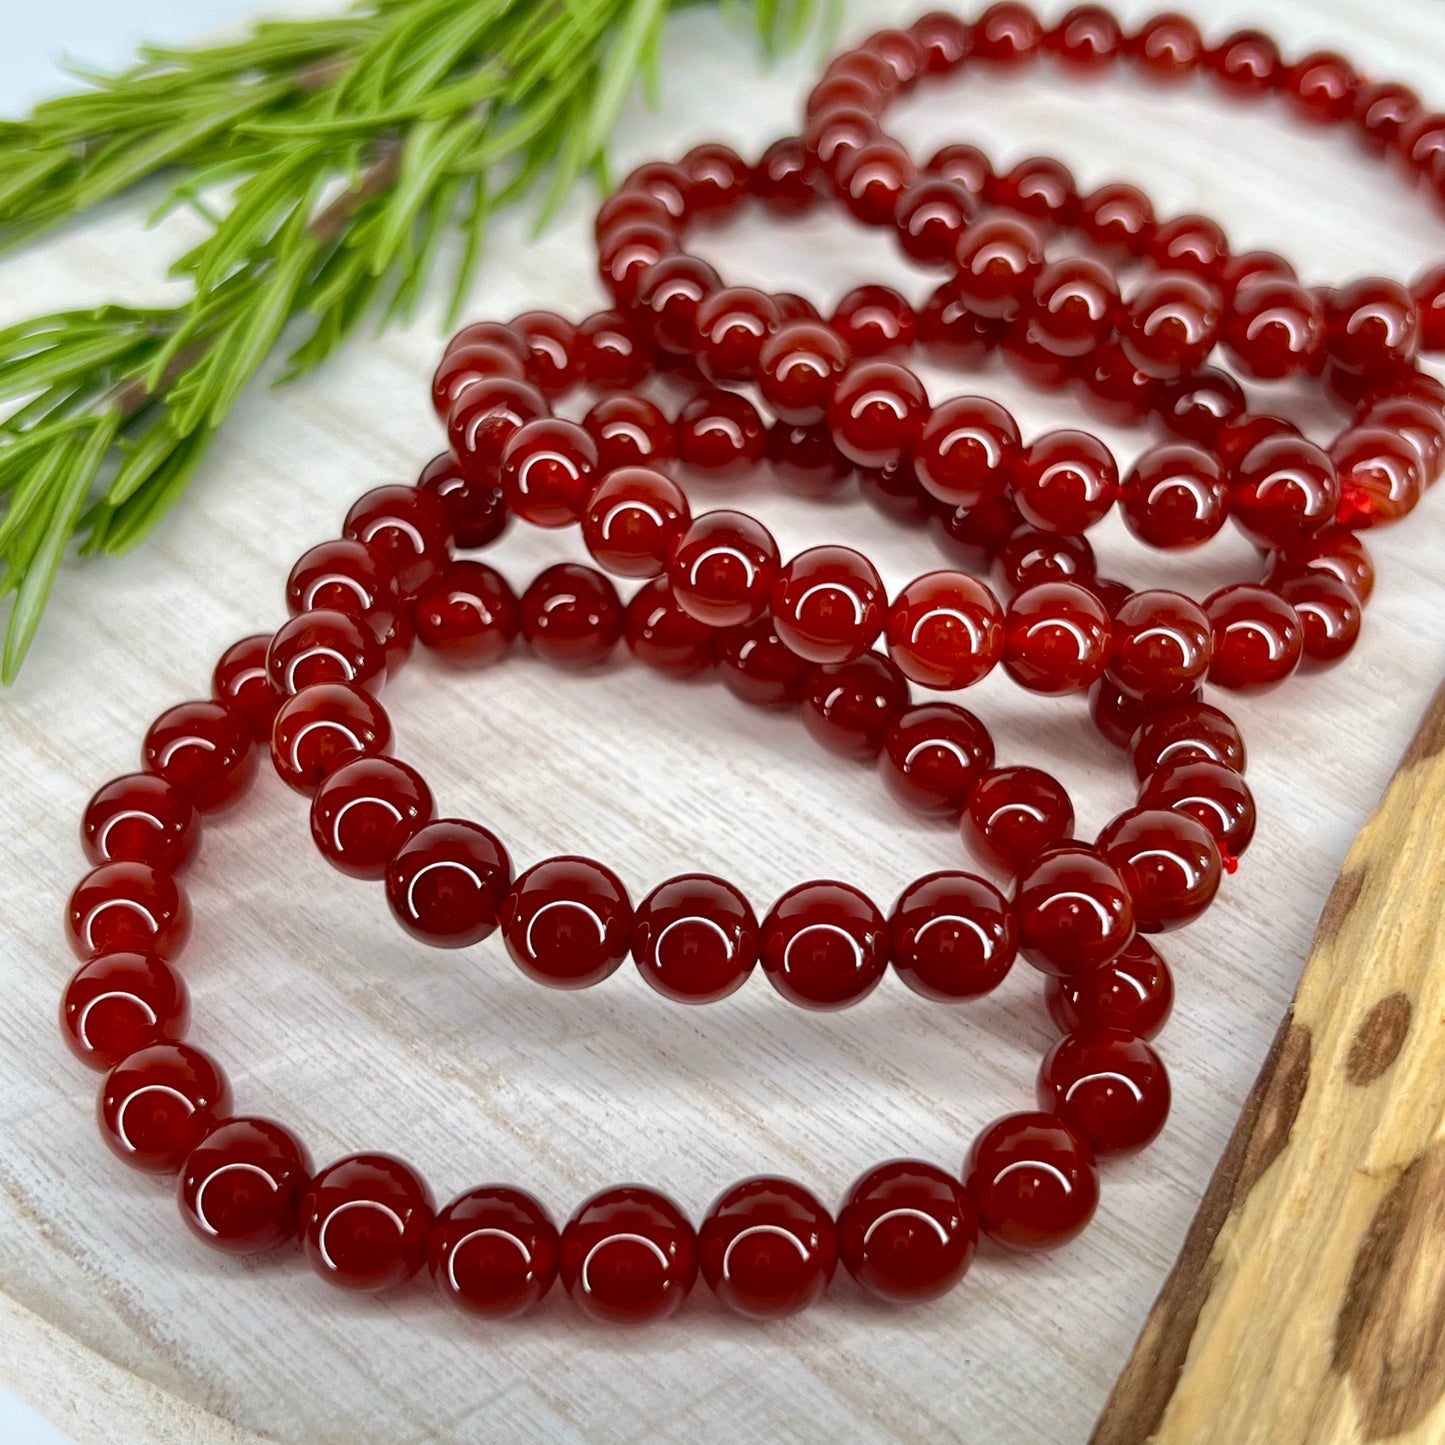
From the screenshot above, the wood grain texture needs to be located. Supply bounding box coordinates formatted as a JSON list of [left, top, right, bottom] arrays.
[[1093, 683, 1445, 1444], [3, 2, 1445, 1442]]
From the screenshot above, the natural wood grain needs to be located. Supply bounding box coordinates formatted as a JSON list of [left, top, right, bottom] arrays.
[[4, 2, 1445, 1443], [1094, 683, 1445, 1444]]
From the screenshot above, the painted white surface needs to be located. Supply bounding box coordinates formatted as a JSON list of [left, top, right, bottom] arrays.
[[2, 2, 1444, 1443]]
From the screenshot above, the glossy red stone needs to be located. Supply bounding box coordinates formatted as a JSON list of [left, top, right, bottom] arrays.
[[519, 563, 624, 669], [837, 138, 917, 225], [1045, 935, 1174, 1040], [634, 255, 722, 356], [310, 756, 433, 881], [758, 322, 852, 426], [1105, 589, 1212, 700], [178, 1117, 312, 1254], [1413, 263, 1445, 351], [1038, 1030, 1170, 1155], [580, 467, 689, 581], [1120, 273, 1221, 378], [767, 422, 853, 498], [888, 871, 1017, 1001], [598, 220, 676, 305], [1013, 846, 1135, 976], [716, 614, 811, 708], [1332, 426, 1425, 528], [912, 395, 1020, 510], [299, 1153, 434, 1292], [1129, 700, 1247, 780], [827, 360, 929, 469], [965, 1112, 1099, 1250], [961, 766, 1075, 875], [343, 484, 452, 594], [501, 856, 632, 989], [885, 571, 1003, 690], [759, 880, 888, 1010], [1279, 572, 1363, 665], [753, 136, 820, 214], [692, 287, 781, 382], [1222, 279, 1324, 378], [141, 700, 255, 813], [1267, 527, 1375, 603], [880, 703, 994, 816], [1204, 585, 1303, 692], [1120, 443, 1229, 549], [920, 277, 1006, 369], [1285, 50, 1359, 127], [972, 2, 1044, 66], [66, 862, 191, 962], [895, 177, 975, 264], [286, 540, 400, 630], [674, 389, 766, 482], [1079, 341, 1160, 426], [429, 1185, 559, 1319], [81, 772, 198, 873], [498, 418, 598, 527], [1326, 276, 1420, 375], [837, 1159, 978, 1303], [831, 285, 916, 357], [993, 155, 1078, 225], [769, 546, 885, 665], [577, 310, 650, 392], [430, 341, 524, 420], [667, 511, 779, 629], [418, 450, 508, 552], [1138, 759, 1257, 862], [509, 310, 580, 396], [997, 527, 1096, 593], [800, 651, 910, 760], [1078, 182, 1155, 259], [1091, 679, 1201, 750], [1205, 28, 1282, 96], [386, 819, 511, 948], [1025, 257, 1116, 360], [952, 215, 1045, 320], [1002, 582, 1112, 695], [267, 609, 385, 698], [1012, 430, 1117, 534], [1096, 806, 1222, 932], [632, 874, 759, 1004], [1150, 213, 1228, 281], [269, 681, 392, 795], [99, 1042, 230, 1174], [699, 1176, 836, 1319], [61, 952, 189, 1071], [559, 1186, 697, 1325], [1157, 369, 1245, 445], [623, 576, 717, 677], [1127, 11, 1203, 82], [582, 399, 671, 484], [1046, 5, 1123, 72], [411, 560, 516, 666], [211, 635, 282, 743]]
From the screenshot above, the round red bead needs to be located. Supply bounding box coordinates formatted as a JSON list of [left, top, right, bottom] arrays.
[[1002, 582, 1112, 695], [142, 700, 255, 813], [412, 560, 518, 666], [582, 467, 689, 579], [501, 856, 632, 989], [578, 310, 650, 391], [827, 360, 928, 469], [623, 576, 717, 677], [694, 286, 782, 381], [953, 215, 1044, 320], [800, 652, 910, 760], [510, 310, 579, 397], [886, 571, 1003, 690], [267, 609, 385, 697], [1279, 572, 1362, 665], [1097, 806, 1222, 932], [178, 1117, 312, 1254], [759, 880, 888, 1010], [269, 681, 392, 795], [299, 1153, 434, 1292], [716, 614, 811, 708], [1045, 935, 1174, 1040], [674, 389, 766, 483], [631, 874, 758, 1004], [418, 450, 509, 552], [1120, 273, 1221, 378], [1013, 430, 1118, 534], [879, 702, 994, 816], [61, 952, 189, 1071], [1038, 1030, 1170, 1155], [1129, 699, 1247, 779], [386, 819, 512, 948], [1222, 279, 1324, 378], [668, 511, 780, 629], [1106, 589, 1212, 700], [82, 772, 199, 872], [1232, 435, 1340, 548], [583, 394, 673, 473], [770, 546, 885, 664], [1204, 585, 1303, 692], [912, 395, 1020, 510], [343, 485, 452, 595], [429, 1185, 558, 1319], [66, 861, 191, 962], [519, 563, 623, 669], [559, 1186, 698, 1325], [758, 322, 852, 426], [1120, 443, 1230, 549], [965, 1112, 1099, 1250], [888, 871, 1017, 1001], [1013, 846, 1135, 975], [309, 756, 432, 881], [98, 1042, 230, 1173], [1139, 760, 1257, 862], [211, 634, 282, 743], [499, 417, 598, 527], [961, 766, 1074, 875]]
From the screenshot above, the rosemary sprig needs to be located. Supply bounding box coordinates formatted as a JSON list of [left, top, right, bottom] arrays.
[[0, 0, 828, 682]]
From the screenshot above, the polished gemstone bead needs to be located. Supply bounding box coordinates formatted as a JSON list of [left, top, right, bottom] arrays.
[[66, 862, 191, 962], [1158, 368, 1245, 444], [286, 540, 400, 630], [667, 511, 779, 628], [920, 276, 1007, 368], [1215, 412, 1300, 472], [99, 1042, 230, 1173], [418, 450, 508, 552], [447, 375, 551, 488], [1359, 394, 1445, 483], [412, 560, 517, 667], [580, 467, 689, 581], [1222, 279, 1324, 378], [1044, 5, 1122, 73], [178, 1117, 312, 1254], [961, 766, 1074, 875], [1413, 263, 1445, 351], [510, 310, 580, 396], [885, 571, 1003, 690], [699, 1176, 836, 1319], [1232, 434, 1340, 550], [803, 104, 880, 174], [800, 652, 911, 760], [993, 155, 1078, 225], [837, 1159, 978, 1302], [767, 422, 853, 498], [1129, 699, 1246, 780], [1026, 258, 1116, 360], [758, 322, 852, 426], [635, 255, 722, 356], [753, 136, 820, 214], [888, 871, 1016, 1001], [1079, 341, 1160, 426], [952, 215, 1044, 321], [310, 756, 432, 881], [965, 1112, 1099, 1250], [1204, 585, 1303, 692], [1105, 589, 1212, 699], [430, 341, 525, 420], [429, 1185, 558, 1318], [880, 703, 994, 816], [1151, 214, 1229, 281], [1039, 1029, 1170, 1156], [598, 221, 676, 306], [1092, 679, 1200, 750], [499, 417, 598, 527], [444, 319, 527, 360], [61, 952, 189, 1070], [1078, 182, 1155, 260], [519, 563, 624, 669], [1120, 273, 1222, 378], [997, 527, 1096, 593], [1120, 443, 1229, 549], [1045, 935, 1174, 1040], [1332, 426, 1425, 527], [623, 575, 717, 676], [1267, 527, 1375, 603], [914, 12, 971, 71], [632, 874, 758, 1004], [770, 546, 885, 664], [827, 360, 929, 469], [269, 681, 391, 796], [82, 773, 198, 873], [1013, 846, 1134, 975], [618, 158, 691, 217], [895, 177, 975, 264], [759, 880, 888, 1009], [386, 819, 512, 949], [693, 287, 781, 382], [501, 856, 632, 989], [343, 484, 452, 594], [1013, 430, 1117, 534], [972, 2, 1044, 66], [912, 395, 1020, 510], [837, 138, 917, 225], [560, 1186, 697, 1325], [267, 609, 385, 698], [679, 141, 748, 217], [141, 700, 255, 813], [1285, 50, 1359, 127], [1354, 80, 1421, 154], [1000, 316, 1074, 388], [577, 309, 651, 391], [1218, 249, 1296, 298], [716, 614, 811, 708], [583, 394, 673, 474], [300, 1154, 434, 1292], [1325, 276, 1420, 374], [1002, 582, 1112, 695], [1279, 572, 1362, 666], [211, 635, 282, 743], [830, 285, 917, 357], [1097, 806, 1222, 932], [1139, 759, 1257, 861], [1205, 28, 1282, 96], [674, 389, 766, 482], [1127, 11, 1203, 82]]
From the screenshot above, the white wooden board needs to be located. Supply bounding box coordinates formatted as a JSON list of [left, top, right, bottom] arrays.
[[3, 2, 1445, 1441]]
